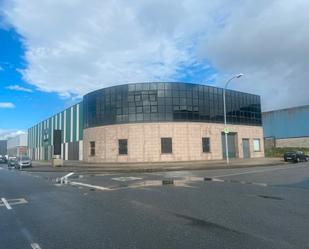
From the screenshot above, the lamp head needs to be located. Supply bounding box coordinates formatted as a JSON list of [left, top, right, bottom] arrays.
[[236, 73, 244, 78]]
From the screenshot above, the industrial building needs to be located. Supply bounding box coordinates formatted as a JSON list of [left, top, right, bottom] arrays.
[[28, 82, 264, 162], [0, 140, 7, 157], [263, 105, 309, 148], [7, 134, 28, 157]]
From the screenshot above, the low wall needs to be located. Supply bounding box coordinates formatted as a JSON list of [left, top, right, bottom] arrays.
[[83, 122, 264, 163], [276, 137, 309, 148]]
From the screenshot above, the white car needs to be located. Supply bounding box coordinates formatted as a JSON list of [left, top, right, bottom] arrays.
[[15, 156, 32, 169]]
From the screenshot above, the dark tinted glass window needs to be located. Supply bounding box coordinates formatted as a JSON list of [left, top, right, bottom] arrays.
[[83, 83, 262, 128], [118, 139, 128, 155], [202, 137, 210, 153], [90, 141, 95, 156], [161, 137, 172, 154]]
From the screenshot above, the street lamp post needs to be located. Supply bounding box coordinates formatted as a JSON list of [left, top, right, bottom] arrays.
[[223, 73, 244, 165]]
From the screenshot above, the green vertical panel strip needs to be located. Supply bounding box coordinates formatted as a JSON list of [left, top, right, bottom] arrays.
[[73, 105, 77, 142], [40, 122, 41, 147], [49, 117, 52, 146], [61, 111, 65, 143], [35, 124, 37, 148], [40, 122, 42, 147], [35, 125, 36, 148], [79, 102, 83, 140], [30, 127, 32, 148], [66, 108, 71, 143]]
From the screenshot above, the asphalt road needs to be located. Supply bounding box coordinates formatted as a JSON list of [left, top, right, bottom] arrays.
[[1, 162, 309, 249]]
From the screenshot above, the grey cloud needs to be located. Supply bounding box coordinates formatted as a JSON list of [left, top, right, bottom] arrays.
[[1, 0, 308, 111], [198, 0, 309, 110]]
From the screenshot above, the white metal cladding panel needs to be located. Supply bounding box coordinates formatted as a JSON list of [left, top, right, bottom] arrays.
[[38, 123, 40, 148], [70, 106, 73, 142], [76, 104, 80, 141], [79, 140, 83, 160], [65, 142, 68, 160], [61, 143, 64, 159]]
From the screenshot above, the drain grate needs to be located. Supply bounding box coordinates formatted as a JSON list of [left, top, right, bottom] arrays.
[[258, 195, 283, 200]]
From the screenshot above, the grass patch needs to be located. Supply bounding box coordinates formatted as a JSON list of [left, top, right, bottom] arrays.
[[265, 147, 309, 158]]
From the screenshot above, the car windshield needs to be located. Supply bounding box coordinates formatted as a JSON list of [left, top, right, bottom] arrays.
[[20, 156, 30, 160]]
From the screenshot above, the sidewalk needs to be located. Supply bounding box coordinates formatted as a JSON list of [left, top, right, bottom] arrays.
[[26, 158, 286, 173]]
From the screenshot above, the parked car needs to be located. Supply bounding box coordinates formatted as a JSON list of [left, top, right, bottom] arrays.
[[15, 156, 32, 169], [7, 157, 16, 168], [284, 151, 309, 163], [0, 156, 7, 164]]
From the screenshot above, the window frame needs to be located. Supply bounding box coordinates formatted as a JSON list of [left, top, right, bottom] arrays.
[[90, 141, 95, 156], [118, 139, 128, 155], [202, 137, 210, 153], [253, 138, 261, 152], [161, 137, 173, 154]]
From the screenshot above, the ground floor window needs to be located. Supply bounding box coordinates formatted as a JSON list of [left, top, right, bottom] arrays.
[[161, 137, 172, 154], [119, 139, 128, 155], [202, 137, 210, 153], [90, 141, 95, 156], [253, 139, 261, 152]]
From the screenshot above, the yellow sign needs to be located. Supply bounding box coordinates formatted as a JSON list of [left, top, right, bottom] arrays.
[[224, 128, 230, 134]]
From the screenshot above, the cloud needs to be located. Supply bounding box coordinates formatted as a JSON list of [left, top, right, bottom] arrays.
[[6, 84, 33, 92], [1, 0, 309, 110], [0, 65, 3, 71], [1, 0, 210, 97], [0, 102, 15, 108], [198, 0, 309, 110], [0, 129, 26, 140]]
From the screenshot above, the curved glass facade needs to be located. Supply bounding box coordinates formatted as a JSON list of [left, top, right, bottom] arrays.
[[83, 82, 262, 128]]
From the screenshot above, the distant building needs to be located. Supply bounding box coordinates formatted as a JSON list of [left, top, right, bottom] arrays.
[[263, 105, 309, 148], [28, 82, 264, 162], [0, 140, 7, 156], [7, 134, 28, 157]]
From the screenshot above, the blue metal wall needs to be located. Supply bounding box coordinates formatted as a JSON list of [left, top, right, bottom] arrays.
[[263, 105, 309, 139]]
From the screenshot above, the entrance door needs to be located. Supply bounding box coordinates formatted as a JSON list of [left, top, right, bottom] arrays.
[[221, 133, 237, 159], [44, 146, 48, 160], [242, 138, 250, 159]]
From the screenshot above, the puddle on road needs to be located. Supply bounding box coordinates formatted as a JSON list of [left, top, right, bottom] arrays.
[[258, 195, 283, 200], [276, 178, 309, 190]]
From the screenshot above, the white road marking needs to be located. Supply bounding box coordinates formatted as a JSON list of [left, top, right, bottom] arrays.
[[112, 176, 142, 182], [31, 243, 42, 249], [70, 181, 110, 191], [211, 178, 225, 182], [58, 172, 75, 184], [0, 198, 28, 208], [212, 164, 308, 178], [1, 198, 12, 210], [0, 167, 3, 170]]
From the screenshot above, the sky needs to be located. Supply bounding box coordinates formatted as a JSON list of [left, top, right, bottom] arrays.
[[0, 0, 309, 139]]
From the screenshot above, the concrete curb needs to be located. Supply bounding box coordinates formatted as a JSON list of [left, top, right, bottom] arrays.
[[22, 161, 289, 174]]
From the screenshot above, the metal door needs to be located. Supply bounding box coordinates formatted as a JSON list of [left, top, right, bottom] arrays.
[[242, 138, 250, 159], [44, 146, 48, 160], [68, 141, 79, 160], [222, 133, 237, 158]]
